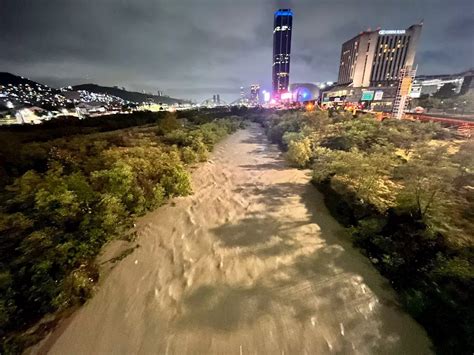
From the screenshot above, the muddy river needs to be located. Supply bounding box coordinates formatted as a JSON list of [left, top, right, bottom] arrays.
[[42, 124, 432, 354]]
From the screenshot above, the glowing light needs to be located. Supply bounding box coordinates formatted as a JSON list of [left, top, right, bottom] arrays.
[[281, 92, 292, 100], [274, 10, 293, 17], [263, 91, 271, 102]]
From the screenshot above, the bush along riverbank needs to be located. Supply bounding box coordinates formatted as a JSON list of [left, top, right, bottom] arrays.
[[0, 110, 245, 353], [253, 109, 473, 354]]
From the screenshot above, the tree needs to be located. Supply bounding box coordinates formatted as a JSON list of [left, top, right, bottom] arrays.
[[158, 112, 180, 133], [395, 143, 459, 231], [328, 147, 399, 212], [434, 83, 457, 99]]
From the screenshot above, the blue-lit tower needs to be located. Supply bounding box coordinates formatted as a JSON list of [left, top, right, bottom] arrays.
[[272, 9, 293, 96]]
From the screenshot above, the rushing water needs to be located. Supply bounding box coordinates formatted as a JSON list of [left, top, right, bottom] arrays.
[[42, 124, 432, 354]]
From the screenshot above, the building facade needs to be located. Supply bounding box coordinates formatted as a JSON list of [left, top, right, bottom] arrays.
[[272, 9, 293, 96], [338, 24, 422, 88]]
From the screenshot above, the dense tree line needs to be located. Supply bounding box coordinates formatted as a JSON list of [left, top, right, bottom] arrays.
[[0, 111, 244, 353], [254, 110, 473, 354], [413, 90, 474, 114]]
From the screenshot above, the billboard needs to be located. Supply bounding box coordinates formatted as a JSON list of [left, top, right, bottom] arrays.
[[374, 90, 384, 100], [361, 90, 374, 101]]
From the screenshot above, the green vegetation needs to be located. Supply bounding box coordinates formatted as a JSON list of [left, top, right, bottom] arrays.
[[255, 110, 473, 354], [414, 90, 474, 115], [0, 110, 244, 353]]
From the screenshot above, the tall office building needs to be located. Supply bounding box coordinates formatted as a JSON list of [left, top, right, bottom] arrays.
[[250, 84, 260, 104], [337, 23, 422, 87], [272, 9, 293, 95], [212, 94, 221, 105]]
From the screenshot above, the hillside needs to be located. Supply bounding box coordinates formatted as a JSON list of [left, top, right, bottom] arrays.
[[0, 72, 65, 110], [73, 84, 189, 105], [0, 73, 189, 105], [0, 72, 57, 92]]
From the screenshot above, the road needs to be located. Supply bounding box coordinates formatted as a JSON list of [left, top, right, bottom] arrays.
[[42, 124, 432, 354]]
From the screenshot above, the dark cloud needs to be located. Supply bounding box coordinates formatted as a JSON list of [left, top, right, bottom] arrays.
[[0, 0, 472, 102], [446, 15, 474, 39], [418, 50, 454, 66]]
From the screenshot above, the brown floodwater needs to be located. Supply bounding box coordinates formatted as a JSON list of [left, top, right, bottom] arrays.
[[41, 124, 432, 354]]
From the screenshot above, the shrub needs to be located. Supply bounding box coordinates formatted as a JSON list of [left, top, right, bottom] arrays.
[[53, 264, 98, 310], [160, 165, 192, 197], [181, 146, 198, 164], [286, 138, 312, 168], [191, 139, 209, 162]]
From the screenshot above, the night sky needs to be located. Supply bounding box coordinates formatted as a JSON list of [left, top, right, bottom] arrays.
[[1, 0, 473, 102]]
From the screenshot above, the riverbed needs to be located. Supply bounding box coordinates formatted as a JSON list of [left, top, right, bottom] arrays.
[[43, 124, 432, 354]]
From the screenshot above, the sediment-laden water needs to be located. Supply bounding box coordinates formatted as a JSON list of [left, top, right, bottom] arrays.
[[42, 124, 432, 354]]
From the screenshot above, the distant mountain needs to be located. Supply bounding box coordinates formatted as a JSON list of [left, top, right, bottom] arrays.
[[0, 72, 57, 92], [72, 84, 189, 105]]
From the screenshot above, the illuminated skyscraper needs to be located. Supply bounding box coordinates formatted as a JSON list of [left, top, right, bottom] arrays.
[[272, 9, 293, 96]]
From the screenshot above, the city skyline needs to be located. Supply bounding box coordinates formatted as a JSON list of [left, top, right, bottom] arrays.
[[1, 0, 472, 102]]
